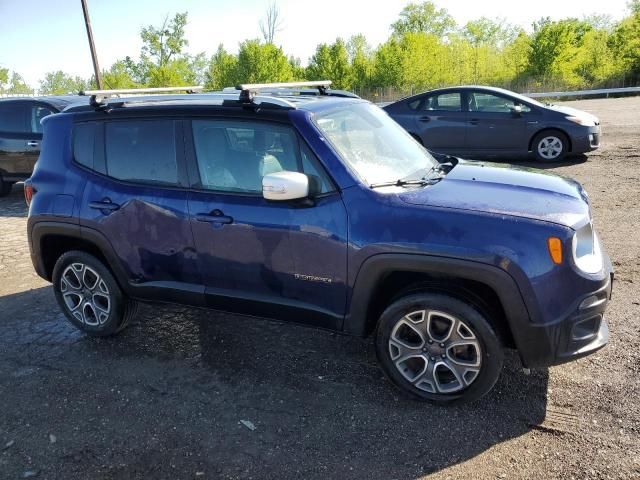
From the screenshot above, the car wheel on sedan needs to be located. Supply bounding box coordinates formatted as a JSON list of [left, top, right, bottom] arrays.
[[52, 250, 138, 336], [532, 130, 569, 162], [375, 292, 503, 404]]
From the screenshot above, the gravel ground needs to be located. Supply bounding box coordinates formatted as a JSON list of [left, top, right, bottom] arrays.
[[0, 97, 639, 480]]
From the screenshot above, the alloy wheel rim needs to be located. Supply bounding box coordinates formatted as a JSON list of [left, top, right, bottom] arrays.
[[388, 310, 482, 394], [60, 263, 111, 326], [538, 136, 563, 160]]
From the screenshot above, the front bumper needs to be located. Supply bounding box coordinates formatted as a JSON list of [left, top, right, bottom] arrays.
[[571, 125, 601, 153], [517, 270, 612, 369]]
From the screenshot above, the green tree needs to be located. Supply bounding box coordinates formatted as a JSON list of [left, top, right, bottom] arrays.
[[391, 2, 456, 37], [39, 71, 86, 95], [131, 12, 205, 87], [204, 44, 239, 90], [372, 38, 404, 88], [348, 34, 373, 89], [527, 18, 592, 86], [576, 29, 619, 84], [502, 30, 531, 81], [307, 38, 352, 89], [141, 12, 189, 67], [235, 40, 293, 84], [8, 72, 33, 94], [610, 10, 640, 81], [462, 18, 506, 82], [0, 68, 8, 91], [288, 56, 306, 81]]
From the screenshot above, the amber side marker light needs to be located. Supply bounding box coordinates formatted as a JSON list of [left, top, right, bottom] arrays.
[[547, 237, 563, 264]]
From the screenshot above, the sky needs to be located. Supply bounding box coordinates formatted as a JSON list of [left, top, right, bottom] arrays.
[[0, 0, 633, 88]]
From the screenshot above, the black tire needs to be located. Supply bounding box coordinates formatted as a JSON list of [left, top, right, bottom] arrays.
[[532, 130, 569, 162], [375, 292, 503, 404], [0, 181, 13, 197], [52, 250, 137, 336]]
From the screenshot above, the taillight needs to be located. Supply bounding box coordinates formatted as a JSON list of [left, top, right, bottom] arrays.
[[24, 180, 35, 207]]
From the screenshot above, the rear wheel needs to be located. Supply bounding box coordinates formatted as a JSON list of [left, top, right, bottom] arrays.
[[375, 292, 503, 404], [52, 250, 138, 336], [0, 181, 13, 197], [532, 130, 568, 162]]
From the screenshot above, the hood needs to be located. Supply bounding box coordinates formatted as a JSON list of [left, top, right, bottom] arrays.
[[547, 104, 600, 125], [398, 160, 590, 228]]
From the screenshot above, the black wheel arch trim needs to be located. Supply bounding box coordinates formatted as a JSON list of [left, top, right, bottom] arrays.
[[29, 221, 130, 288], [343, 253, 556, 367]]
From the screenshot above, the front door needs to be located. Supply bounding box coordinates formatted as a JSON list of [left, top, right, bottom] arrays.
[[465, 91, 529, 153], [186, 119, 348, 330], [78, 119, 201, 302]]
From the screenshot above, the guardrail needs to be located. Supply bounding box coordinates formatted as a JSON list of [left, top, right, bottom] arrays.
[[525, 86, 640, 99]]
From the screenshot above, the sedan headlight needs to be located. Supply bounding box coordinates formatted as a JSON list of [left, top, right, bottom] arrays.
[[566, 116, 596, 127], [572, 222, 603, 274]]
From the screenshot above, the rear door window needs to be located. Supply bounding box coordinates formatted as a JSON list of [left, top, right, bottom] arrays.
[[104, 120, 178, 186], [0, 102, 29, 133], [421, 92, 462, 112], [73, 123, 96, 169]]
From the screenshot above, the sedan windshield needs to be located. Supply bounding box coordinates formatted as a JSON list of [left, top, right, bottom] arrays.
[[314, 103, 438, 185]]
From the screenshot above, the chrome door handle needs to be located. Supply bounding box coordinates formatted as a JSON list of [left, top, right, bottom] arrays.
[[26, 141, 39, 147]]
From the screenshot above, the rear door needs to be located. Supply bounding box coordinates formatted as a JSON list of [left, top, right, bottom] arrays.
[[78, 118, 202, 303], [409, 91, 467, 152], [465, 90, 529, 153], [185, 118, 349, 329], [0, 100, 54, 180]]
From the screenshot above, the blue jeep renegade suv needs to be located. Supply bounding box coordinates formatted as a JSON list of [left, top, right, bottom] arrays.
[[26, 82, 612, 403]]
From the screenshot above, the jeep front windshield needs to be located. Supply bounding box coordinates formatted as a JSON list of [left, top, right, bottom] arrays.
[[314, 103, 438, 186]]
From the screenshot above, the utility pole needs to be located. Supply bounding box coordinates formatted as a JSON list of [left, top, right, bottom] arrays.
[[80, 0, 103, 89]]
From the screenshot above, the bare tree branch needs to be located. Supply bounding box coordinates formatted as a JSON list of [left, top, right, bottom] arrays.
[[259, 2, 283, 44]]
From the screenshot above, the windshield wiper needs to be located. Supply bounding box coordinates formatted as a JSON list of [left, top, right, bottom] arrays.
[[370, 178, 441, 189]]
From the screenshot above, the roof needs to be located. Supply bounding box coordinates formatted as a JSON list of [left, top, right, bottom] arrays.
[[0, 95, 89, 110], [394, 85, 539, 104], [63, 91, 364, 115]]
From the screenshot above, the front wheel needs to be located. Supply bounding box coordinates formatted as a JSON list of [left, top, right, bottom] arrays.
[[532, 130, 569, 162], [375, 293, 503, 404], [52, 250, 138, 336]]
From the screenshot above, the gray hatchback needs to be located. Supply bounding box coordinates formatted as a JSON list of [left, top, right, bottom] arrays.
[[383, 86, 601, 162]]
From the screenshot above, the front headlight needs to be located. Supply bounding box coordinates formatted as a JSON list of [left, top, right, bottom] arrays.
[[566, 116, 596, 127], [572, 222, 603, 274]]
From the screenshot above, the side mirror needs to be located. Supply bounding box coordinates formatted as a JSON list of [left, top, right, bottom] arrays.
[[510, 105, 523, 116], [262, 171, 309, 201]]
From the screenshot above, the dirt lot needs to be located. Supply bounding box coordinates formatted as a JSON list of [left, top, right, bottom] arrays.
[[1, 97, 639, 480]]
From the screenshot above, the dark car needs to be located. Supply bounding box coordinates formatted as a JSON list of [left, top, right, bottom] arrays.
[[0, 95, 87, 196], [26, 82, 612, 404], [383, 86, 601, 162]]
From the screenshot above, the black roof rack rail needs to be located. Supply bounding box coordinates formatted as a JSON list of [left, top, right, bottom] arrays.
[[236, 80, 332, 103], [79, 86, 203, 109]]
